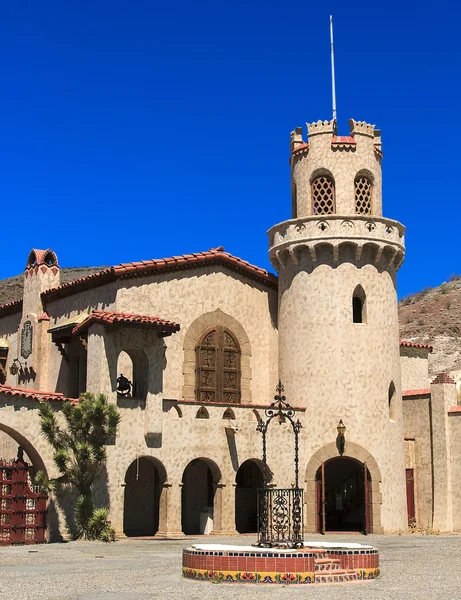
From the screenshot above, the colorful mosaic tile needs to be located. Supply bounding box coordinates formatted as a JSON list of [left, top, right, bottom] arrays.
[[182, 568, 315, 584]]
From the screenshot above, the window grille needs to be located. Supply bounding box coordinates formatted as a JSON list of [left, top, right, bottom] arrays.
[[355, 176, 372, 214], [196, 327, 241, 403], [312, 176, 335, 215]]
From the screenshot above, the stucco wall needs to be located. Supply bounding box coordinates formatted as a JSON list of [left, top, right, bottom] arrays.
[[400, 350, 430, 390], [449, 414, 461, 531], [114, 267, 278, 405], [278, 257, 407, 532], [402, 397, 433, 526]]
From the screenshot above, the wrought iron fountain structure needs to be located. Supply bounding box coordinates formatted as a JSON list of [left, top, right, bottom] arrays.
[[256, 381, 304, 548]]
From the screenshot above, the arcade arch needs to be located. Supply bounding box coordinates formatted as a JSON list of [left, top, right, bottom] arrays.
[[181, 458, 221, 535], [123, 456, 167, 537], [235, 459, 264, 533]]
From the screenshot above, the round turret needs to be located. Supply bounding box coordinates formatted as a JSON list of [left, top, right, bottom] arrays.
[[270, 118, 407, 534]]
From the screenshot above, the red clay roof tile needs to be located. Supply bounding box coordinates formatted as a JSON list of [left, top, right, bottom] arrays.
[[402, 388, 431, 397], [0, 299, 23, 317], [41, 248, 277, 302], [72, 310, 180, 337], [0, 384, 77, 403], [331, 136, 356, 145], [400, 340, 433, 352]]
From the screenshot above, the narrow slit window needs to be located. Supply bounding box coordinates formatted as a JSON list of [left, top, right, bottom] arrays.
[[352, 285, 366, 324], [388, 382, 397, 421]]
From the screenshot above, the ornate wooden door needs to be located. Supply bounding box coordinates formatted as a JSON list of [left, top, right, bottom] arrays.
[[406, 469, 415, 525], [0, 456, 47, 546], [196, 326, 241, 403]]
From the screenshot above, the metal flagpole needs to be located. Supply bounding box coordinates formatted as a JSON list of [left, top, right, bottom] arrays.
[[330, 15, 337, 122]]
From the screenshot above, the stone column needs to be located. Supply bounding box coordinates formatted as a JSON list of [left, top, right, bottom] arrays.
[[430, 373, 456, 531], [155, 482, 185, 538], [211, 482, 238, 535]]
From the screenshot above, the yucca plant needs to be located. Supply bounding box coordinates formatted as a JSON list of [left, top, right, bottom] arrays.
[[37, 393, 120, 541]]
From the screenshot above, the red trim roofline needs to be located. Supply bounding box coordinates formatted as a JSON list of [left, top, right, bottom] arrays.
[[400, 340, 433, 352], [402, 388, 431, 398], [0, 385, 77, 404], [72, 310, 180, 337], [0, 298, 23, 317], [41, 248, 277, 302]]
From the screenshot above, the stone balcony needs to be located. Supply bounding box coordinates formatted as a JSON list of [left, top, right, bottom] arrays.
[[268, 215, 406, 272]]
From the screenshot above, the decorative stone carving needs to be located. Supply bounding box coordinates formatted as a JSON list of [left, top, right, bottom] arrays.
[[20, 321, 33, 360]]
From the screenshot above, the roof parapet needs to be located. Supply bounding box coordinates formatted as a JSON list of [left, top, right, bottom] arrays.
[[349, 119, 375, 139], [307, 119, 336, 138], [290, 127, 304, 152]]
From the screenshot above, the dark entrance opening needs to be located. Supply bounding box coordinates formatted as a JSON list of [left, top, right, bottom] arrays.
[[316, 457, 371, 533], [123, 457, 165, 537], [235, 460, 264, 533], [182, 459, 218, 535]]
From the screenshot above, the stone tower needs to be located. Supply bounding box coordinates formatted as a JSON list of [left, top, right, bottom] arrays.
[[268, 118, 407, 532], [9, 249, 60, 391]]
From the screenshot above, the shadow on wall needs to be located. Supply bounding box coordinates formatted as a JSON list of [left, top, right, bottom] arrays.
[[278, 245, 397, 297], [54, 467, 111, 540]]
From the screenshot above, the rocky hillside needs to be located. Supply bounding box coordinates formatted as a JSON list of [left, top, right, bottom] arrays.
[[0, 267, 106, 306], [399, 276, 461, 383]]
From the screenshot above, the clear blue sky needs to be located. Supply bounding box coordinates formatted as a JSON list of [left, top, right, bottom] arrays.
[[0, 1, 459, 298]]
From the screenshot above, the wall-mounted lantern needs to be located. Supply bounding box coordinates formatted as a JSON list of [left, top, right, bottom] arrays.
[[336, 419, 346, 455], [9, 358, 25, 376]]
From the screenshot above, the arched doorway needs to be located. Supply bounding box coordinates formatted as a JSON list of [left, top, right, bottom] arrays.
[[0, 424, 48, 545], [316, 457, 371, 533], [235, 460, 264, 533], [181, 458, 220, 535], [123, 457, 167, 537]]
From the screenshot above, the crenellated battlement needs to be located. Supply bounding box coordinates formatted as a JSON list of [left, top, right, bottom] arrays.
[[290, 127, 306, 153], [348, 119, 375, 139], [307, 119, 336, 138]]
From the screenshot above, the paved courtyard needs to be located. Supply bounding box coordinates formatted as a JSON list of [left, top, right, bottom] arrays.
[[1, 533, 460, 599]]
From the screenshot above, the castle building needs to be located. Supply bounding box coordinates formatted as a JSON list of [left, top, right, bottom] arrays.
[[0, 118, 459, 541]]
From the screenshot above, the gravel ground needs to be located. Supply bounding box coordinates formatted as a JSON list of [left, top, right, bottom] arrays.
[[1, 533, 460, 600]]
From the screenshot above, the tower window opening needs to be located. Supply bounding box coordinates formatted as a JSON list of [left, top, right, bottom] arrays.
[[291, 179, 298, 219], [355, 176, 372, 214], [352, 285, 366, 324], [311, 175, 335, 215], [388, 381, 397, 421]]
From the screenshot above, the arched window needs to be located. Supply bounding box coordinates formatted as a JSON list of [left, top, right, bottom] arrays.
[[311, 175, 335, 215], [355, 175, 373, 214], [352, 285, 367, 324], [223, 408, 236, 420], [196, 406, 210, 419], [196, 327, 241, 404], [388, 381, 397, 421]]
